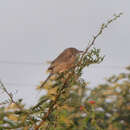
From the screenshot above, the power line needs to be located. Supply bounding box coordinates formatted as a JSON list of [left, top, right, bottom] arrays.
[[0, 60, 43, 65], [89, 65, 125, 69], [3, 82, 38, 87], [0, 60, 126, 69]]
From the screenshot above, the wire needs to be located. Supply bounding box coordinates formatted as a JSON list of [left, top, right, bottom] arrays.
[[0, 60, 43, 65], [3, 82, 38, 86], [0, 60, 126, 68]]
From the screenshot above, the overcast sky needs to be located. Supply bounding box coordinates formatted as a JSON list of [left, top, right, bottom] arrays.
[[0, 0, 130, 106]]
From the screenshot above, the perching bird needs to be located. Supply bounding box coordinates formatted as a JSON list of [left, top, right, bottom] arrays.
[[40, 47, 83, 88]]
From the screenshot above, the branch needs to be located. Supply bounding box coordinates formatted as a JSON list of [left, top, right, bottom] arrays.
[[0, 80, 23, 110], [81, 13, 123, 60], [34, 13, 123, 130], [0, 80, 38, 129]]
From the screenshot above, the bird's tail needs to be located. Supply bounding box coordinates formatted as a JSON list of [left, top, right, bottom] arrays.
[[39, 73, 53, 88]]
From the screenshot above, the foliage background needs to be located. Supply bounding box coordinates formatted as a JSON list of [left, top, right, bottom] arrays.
[[0, 0, 130, 106], [0, 66, 129, 130]]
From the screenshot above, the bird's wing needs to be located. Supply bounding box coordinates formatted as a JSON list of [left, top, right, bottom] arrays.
[[51, 51, 72, 65]]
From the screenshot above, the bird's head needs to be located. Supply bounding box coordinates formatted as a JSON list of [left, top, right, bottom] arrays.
[[64, 47, 83, 56]]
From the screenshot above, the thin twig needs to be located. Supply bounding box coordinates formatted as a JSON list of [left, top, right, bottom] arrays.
[[0, 80, 38, 129], [0, 80, 23, 110]]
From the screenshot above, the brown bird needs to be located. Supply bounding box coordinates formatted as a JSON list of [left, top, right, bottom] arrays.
[[40, 47, 82, 88]]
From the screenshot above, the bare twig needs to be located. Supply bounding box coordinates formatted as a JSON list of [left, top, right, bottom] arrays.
[[34, 13, 123, 130], [0, 80, 23, 110], [0, 80, 38, 129], [81, 13, 123, 60]]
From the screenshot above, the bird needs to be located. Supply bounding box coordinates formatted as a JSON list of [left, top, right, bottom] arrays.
[[40, 47, 83, 88]]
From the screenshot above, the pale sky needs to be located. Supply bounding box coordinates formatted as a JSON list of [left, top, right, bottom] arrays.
[[0, 0, 130, 106]]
